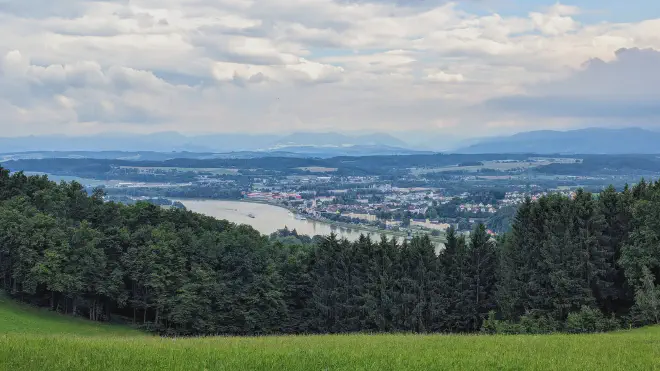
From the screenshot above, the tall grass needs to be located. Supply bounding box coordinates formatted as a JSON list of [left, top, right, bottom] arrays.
[[0, 294, 140, 337], [1, 296, 658, 371]]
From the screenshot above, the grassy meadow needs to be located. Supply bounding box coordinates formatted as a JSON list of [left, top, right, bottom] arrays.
[[1, 295, 659, 371]]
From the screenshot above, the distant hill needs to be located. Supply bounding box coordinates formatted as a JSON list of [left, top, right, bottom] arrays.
[[271, 132, 405, 147], [0, 131, 417, 156], [455, 128, 660, 154], [0, 133, 278, 153], [256, 144, 432, 158], [0, 151, 227, 162], [0, 146, 431, 162]]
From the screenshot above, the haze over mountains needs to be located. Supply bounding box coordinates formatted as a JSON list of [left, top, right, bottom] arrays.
[[0, 132, 431, 157], [455, 128, 660, 154], [1, 127, 659, 156], [0, 132, 373, 151]]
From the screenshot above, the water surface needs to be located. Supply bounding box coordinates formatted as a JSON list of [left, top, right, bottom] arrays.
[[178, 199, 384, 241]]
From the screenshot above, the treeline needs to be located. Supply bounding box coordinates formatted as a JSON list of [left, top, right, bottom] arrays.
[[5, 153, 565, 179], [491, 183, 660, 332], [1, 167, 660, 335], [104, 186, 244, 201], [535, 155, 660, 176]]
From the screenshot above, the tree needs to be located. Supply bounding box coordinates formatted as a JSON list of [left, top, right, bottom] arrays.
[[597, 185, 634, 314], [632, 266, 660, 325], [438, 226, 470, 331], [463, 224, 497, 331], [66, 222, 106, 319], [0, 166, 658, 336]]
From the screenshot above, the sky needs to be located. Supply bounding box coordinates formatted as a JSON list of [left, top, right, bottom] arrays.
[[0, 0, 659, 138]]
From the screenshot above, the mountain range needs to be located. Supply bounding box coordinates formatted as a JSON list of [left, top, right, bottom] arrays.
[[455, 127, 660, 154], [2, 127, 660, 157], [0, 132, 427, 158]]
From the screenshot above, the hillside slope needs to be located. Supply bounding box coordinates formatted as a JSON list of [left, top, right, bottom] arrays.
[[456, 127, 660, 154], [0, 294, 140, 337], [1, 295, 658, 371]]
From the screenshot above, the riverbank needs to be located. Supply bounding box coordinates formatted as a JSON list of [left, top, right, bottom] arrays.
[[177, 199, 376, 242], [309, 217, 447, 244], [239, 199, 446, 245]]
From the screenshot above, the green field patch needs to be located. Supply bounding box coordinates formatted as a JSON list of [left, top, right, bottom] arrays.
[[412, 160, 553, 175], [414, 158, 582, 175], [1, 296, 659, 371], [0, 294, 140, 337], [120, 166, 239, 175], [296, 166, 338, 173]]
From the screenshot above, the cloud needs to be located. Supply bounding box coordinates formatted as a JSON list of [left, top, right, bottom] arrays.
[[0, 1, 659, 137], [211, 58, 344, 84], [483, 48, 660, 120], [426, 71, 464, 83], [0, 0, 96, 18], [528, 3, 581, 36], [336, 0, 451, 7], [540, 48, 660, 97], [0, 50, 184, 124]]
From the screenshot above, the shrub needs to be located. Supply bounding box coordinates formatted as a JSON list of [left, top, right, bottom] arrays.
[[565, 306, 619, 334], [482, 311, 564, 335], [481, 311, 524, 334], [519, 313, 562, 334]]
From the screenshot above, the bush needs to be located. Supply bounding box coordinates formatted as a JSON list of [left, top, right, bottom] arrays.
[[483, 308, 620, 335], [481, 311, 524, 334], [519, 313, 562, 334], [565, 306, 619, 334], [482, 311, 563, 335]]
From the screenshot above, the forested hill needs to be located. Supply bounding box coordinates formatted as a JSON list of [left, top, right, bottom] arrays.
[[456, 128, 660, 154], [1, 167, 660, 335]]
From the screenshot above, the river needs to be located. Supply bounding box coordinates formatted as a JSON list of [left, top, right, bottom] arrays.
[[177, 199, 393, 242]]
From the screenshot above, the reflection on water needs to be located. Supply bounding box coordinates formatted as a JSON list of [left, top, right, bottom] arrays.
[[177, 199, 390, 242]]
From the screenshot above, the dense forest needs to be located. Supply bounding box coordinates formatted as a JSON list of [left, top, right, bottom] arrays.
[[12, 153, 660, 179], [1, 167, 659, 335]]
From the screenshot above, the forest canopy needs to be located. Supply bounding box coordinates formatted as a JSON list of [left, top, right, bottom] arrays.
[[1, 167, 659, 335]]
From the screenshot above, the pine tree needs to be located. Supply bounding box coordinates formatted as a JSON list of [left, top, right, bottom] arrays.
[[310, 234, 353, 333], [463, 224, 497, 331], [632, 266, 660, 325], [597, 186, 634, 314], [496, 200, 531, 321]]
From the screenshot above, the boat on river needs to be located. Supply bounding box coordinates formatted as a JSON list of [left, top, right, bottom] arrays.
[[248, 213, 256, 218]]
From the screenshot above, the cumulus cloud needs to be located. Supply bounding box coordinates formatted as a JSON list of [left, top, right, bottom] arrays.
[[0, 50, 185, 124], [0, 0, 659, 136], [530, 3, 580, 36], [426, 71, 464, 83], [483, 48, 660, 121]]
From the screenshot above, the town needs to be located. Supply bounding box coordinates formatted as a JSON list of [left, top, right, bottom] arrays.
[[243, 174, 577, 236], [6, 153, 651, 238]]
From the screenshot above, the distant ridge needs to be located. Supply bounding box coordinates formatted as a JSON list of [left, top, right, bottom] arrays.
[[0, 131, 416, 156], [271, 132, 407, 148], [455, 127, 660, 154]]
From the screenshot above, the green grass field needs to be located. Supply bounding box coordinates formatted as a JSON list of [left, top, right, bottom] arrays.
[[411, 160, 556, 175], [1, 295, 659, 371]]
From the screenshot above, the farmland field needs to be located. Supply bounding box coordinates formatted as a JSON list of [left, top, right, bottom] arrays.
[[296, 166, 338, 173], [119, 166, 240, 174], [1, 294, 659, 371], [411, 158, 584, 175], [412, 160, 550, 175]]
